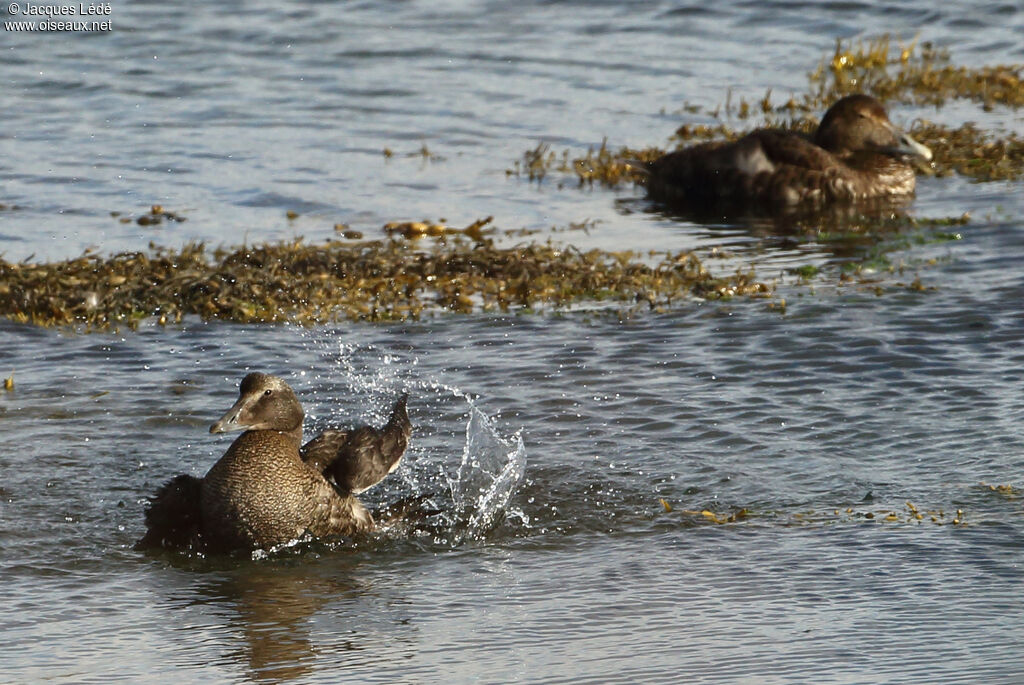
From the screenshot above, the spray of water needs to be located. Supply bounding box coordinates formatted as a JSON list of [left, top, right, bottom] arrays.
[[454, 406, 527, 537], [297, 334, 529, 546]]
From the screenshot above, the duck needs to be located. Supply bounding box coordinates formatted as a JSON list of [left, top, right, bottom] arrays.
[[136, 372, 412, 553], [644, 94, 933, 210]]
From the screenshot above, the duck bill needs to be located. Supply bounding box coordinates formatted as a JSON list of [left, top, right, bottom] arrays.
[[210, 395, 258, 434], [893, 130, 933, 162]]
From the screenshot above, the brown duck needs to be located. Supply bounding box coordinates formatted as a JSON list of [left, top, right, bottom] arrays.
[[645, 94, 933, 209], [137, 372, 411, 552]]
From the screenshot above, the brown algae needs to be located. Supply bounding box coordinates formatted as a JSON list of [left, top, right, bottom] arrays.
[[809, 36, 1023, 109], [115, 205, 188, 227], [667, 500, 971, 527], [0, 230, 771, 330]]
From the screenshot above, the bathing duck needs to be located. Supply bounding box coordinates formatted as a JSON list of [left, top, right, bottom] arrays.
[[137, 372, 412, 553], [645, 94, 933, 209]]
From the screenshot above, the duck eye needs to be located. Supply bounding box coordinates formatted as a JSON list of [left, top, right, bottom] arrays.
[[263, 389, 272, 397]]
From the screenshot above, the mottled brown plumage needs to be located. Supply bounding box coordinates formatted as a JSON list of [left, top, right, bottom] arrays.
[[646, 94, 933, 209], [137, 373, 411, 553]]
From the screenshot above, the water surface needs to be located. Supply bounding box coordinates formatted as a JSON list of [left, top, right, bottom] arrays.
[[2, 1, 1024, 682]]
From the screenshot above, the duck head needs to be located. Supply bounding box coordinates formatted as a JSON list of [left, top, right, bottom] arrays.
[[210, 372, 304, 434], [814, 94, 933, 162]]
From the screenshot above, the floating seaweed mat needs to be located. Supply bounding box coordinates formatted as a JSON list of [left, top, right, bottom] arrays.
[[0, 237, 770, 330]]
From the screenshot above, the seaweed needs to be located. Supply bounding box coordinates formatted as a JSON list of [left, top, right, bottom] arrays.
[[0, 226, 771, 330]]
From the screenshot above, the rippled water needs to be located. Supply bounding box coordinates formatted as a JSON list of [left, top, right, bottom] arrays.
[[3, 1, 1024, 683]]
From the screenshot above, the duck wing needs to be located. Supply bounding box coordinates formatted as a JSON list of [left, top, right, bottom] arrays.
[[648, 129, 864, 207], [744, 129, 843, 171], [646, 136, 770, 204], [300, 429, 349, 472], [323, 394, 412, 495], [744, 131, 915, 204], [136, 473, 204, 551]]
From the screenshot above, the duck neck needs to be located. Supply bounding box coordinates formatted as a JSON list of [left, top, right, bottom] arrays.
[[277, 424, 303, 449]]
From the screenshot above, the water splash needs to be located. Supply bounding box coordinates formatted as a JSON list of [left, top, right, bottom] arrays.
[[453, 406, 527, 538], [298, 334, 529, 546], [389, 379, 529, 546]]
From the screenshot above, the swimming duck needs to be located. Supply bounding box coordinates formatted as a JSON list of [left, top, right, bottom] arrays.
[[645, 94, 933, 209], [137, 372, 411, 553]]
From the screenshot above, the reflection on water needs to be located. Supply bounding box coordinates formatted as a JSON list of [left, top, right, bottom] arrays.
[[207, 569, 328, 681], [643, 193, 927, 262], [192, 564, 367, 683]]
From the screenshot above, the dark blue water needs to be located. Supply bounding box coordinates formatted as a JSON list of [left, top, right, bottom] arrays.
[[2, 1, 1024, 682]]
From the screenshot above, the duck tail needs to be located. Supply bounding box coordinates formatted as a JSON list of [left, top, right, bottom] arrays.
[[135, 474, 204, 551]]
